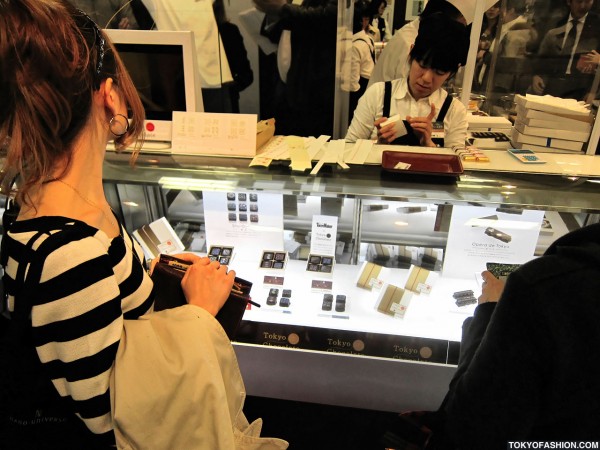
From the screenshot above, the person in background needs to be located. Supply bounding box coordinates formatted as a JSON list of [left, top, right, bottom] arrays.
[[252, 0, 337, 137], [367, 0, 494, 88], [492, 0, 538, 93], [213, 0, 254, 113], [0, 2, 285, 449], [497, 0, 536, 57], [474, 2, 501, 91], [141, 0, 236, 113], [346, 13, 470, 149], [368, 0, 391, 42], [70, 0, 139, 29], [349, 0, 375, 122], [531, 0, 600, 100], [439, 221, 600, 448], [527, 0, 577, 54]]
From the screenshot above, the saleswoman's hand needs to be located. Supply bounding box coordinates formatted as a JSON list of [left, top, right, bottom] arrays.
[[478, 270, 505, 304], [406, 103, 436, 147], [180, 255, 236, 316], [375, 116, 400, 143]]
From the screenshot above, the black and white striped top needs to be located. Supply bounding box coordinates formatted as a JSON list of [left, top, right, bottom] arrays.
[[2, 216, 154, 445]]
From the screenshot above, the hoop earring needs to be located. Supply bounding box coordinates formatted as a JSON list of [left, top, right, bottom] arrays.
[[109, 113, 130, 137]]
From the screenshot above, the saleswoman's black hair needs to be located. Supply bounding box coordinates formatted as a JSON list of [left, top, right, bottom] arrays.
[[410, 12, 471, 73]]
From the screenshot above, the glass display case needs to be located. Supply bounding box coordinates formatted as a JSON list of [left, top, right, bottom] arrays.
[[102, 150, 600, 413]]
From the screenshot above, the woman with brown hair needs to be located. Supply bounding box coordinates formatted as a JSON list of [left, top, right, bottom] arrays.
[[0, 1, 240, 448]]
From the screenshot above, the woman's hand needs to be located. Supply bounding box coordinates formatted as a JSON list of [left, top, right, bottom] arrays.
[[584, 50, 600, 64], [577, 50, 600, 74], [406, 103, 436, 147], [531, 75, 545, 95], [179, 254, 236, 316], [148, 256, 159, 275], [478, 270, 505, 304], [375, 116, 400, 143]]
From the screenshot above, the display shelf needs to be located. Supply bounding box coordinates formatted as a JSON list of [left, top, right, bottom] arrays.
[[224, 259, 473, 361], [102, 151, 600, 412]]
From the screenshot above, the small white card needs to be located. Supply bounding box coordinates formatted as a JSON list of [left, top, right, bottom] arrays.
[[370, 278, 385, 290], [310, 215, 338, 256], [416, 282, 432, 295], [394, 162, 412, 170]]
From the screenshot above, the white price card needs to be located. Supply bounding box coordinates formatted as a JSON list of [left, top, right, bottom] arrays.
[[310, 215, 338, 257]]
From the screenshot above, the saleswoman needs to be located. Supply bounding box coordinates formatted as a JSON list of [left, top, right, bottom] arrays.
[[345, 13, 470, 149]]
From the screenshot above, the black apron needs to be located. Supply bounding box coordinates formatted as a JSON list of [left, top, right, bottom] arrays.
[[382, 81, 453, 147]]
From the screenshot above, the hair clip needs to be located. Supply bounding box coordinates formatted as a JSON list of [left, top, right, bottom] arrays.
[[76, 10, 105, 86]]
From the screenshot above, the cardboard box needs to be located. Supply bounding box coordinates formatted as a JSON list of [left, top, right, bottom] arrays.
[[514, 94, 591, 118], [375, 284, 413, 318], [515, 104, 593, 124], [518, 116, 592, 133], [513, 141, 583, 154], [511, 127, 584, 151], [404, 265, 437, 295], [356, 261, 385, 290], [514, 121, 590, 143], [467, 115, 512, 132]]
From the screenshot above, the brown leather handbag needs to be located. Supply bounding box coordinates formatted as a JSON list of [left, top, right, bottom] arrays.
[[151, 254, 254, 340]]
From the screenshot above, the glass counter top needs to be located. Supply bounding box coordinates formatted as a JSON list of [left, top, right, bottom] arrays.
[[103, 151, 600, 214]]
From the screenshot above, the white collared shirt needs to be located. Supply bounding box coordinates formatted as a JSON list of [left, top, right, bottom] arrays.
[[345, 78, 467, 149], [563, 13, 588, 74], [350, 30, 375, 92], [140, 0, 233, 88], [498, 15, 528, 46], [367, 19, 420, 87], [371, 16, 392, 42]]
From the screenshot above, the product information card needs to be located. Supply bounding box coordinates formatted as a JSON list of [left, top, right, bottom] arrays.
[[310, 215, 338, 256], [133, 217, 185, 260], [171, 112, 257, 157], [203, 191, 284, 261], [443, 205, 545, 279]]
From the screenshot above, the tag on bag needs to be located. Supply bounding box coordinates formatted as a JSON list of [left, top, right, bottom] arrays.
[[151, 254, 255, 339]]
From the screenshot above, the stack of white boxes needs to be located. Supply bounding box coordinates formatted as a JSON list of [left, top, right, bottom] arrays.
[[467, 115, 513, 149], [511, 94, 593, 154], [467, 115, 513, 133]]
